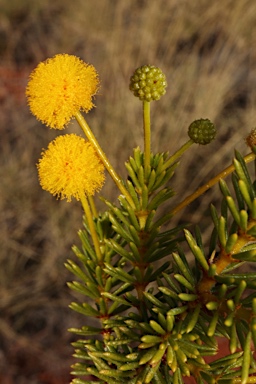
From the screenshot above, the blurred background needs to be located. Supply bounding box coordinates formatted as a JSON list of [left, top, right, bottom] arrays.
[[1, 0, 256, 382]]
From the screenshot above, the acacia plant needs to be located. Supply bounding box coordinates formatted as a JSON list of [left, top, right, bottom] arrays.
[[26, 54, 256, 384]]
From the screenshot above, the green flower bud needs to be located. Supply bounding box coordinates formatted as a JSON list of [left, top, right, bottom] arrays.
[[129, 65, 167, 102], [188, 118, 216, 145]]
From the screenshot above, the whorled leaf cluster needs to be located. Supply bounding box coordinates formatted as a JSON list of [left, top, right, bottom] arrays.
[[66, 147, 256, 384]]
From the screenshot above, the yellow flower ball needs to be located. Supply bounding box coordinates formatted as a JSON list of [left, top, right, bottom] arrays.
[[37, 134, 105, 201], [26, 54, 99, 129]]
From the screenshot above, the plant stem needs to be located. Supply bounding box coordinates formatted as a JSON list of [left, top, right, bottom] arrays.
[[88, 195, 98, 218], [152, 152, 256, 229], [143, 100, 151, 173], [171, 152, 256, 217], [80, 194, 102, 262], [75, 111, 135, 208], [163, 139, 194, 170]]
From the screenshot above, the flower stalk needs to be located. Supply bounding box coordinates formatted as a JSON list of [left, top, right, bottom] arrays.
[[88, 195, 98, 218], [143, 100, 151, 173], [170, 151, 256, 217], [163, 139, 194, 170], [80, 194, 103, 262], [75, 111, 135, 209]]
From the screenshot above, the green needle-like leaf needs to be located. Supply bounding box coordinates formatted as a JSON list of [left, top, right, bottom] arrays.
[[232, 248, 256, 261], [174, 274, 195, 291], [234, 153, 254, 197], [251, 317, 256, 349], [104, 263, 135, 283], [149, 346, 166, 365], [167, 305, 188, 316], [172, 252, 195, 285], [184, 229, 209, 271], [69, 302, 100, 317], [148, 188, 174, 210], [207, 311, 219, 337], [126, 180, 140, 209], [67, 281, 100, 299], [225, 233, 238, 254], [186, 305, 201, 333], [144, 291, 169, 310], [65, 259, 92, 283], [145, 361, 161, 383], [239, 210, 248, 232], [219, 179, 232, 197], [226, 196, 241, 226], [251, 198, 256, 219], [238, 179, 253, 210], [218, 216, 227, 248], [141, 335, 163, 344], [241, 331, 252, 384], [119, 362, 140, 371], [229, 322, 238, 353], [101, 292, 131, 307], [178, 293, 198, 301], [149, 320, 166, 335], [147, 169, 156, 191], [69, 326, 102, 336]]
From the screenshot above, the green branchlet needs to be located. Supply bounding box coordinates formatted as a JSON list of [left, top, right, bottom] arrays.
[[68, 148, 256, 383], [67, 69, 256, 384]]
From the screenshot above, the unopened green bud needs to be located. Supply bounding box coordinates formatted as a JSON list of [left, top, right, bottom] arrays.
[[188, 118, 216, 145], [129, 65, 167, 102]]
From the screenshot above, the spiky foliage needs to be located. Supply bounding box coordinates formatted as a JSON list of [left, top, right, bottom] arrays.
[[67, 144, 256, 383]]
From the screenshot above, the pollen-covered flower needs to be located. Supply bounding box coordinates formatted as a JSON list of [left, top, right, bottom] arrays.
[[37, 134, 105, 201], [26, 54, 99, 129]]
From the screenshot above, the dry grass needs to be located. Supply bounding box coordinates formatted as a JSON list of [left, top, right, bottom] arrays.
[[1, 0, 256, 382]]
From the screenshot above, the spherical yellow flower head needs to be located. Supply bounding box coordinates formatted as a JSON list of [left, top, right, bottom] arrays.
[[37, 134, 105, 201], [26, 54, 99, 129]]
